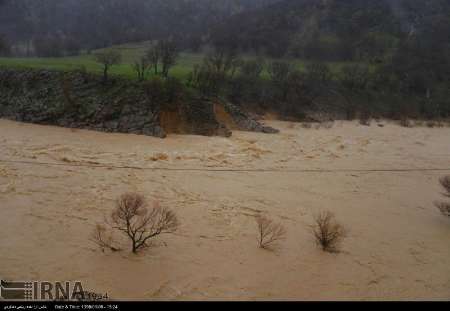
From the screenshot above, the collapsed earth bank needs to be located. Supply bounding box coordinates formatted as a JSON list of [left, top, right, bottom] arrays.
[[0, 69, 278, 138]]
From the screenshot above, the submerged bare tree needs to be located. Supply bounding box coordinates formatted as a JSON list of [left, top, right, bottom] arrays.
[[435, 176, 450, 217], [255, 215, 286, 250], [438, 176, 450, 198], [436, 202, 450, 217], [110, 193, 178, 254], [312, 211, 346, 253], [90, 224, 120, 252]]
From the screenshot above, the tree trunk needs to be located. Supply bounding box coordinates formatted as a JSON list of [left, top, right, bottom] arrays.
[[103, 65, 108, 83]]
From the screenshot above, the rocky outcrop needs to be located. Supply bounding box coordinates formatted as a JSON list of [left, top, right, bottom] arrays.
[[182, 99, 232, 137], [221, 101, 279, 134], [0, 69, 277, 138], [0, 69, 168, 137]]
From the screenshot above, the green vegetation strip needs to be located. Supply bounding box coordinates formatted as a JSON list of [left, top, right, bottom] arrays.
[[0, 43, 354, 81]]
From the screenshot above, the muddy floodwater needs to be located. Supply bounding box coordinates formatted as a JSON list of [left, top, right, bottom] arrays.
[[0, 119, 449, 300]]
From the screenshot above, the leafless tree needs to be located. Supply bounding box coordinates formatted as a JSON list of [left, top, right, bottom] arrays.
[[255, 215, 286, 250], [268, 61, 292, 84], [110, 193, 178, 254], [159, 39, 179, 78], [435, 202, 450, 217], [205, 47, 240, 78], [146, 44, 161, 75], [90, 224, 120, 252], [312, 211, 346, 253], [435, 176, 450, 217], [439, 176, 450, 198], [187, 46, 240, 96], [239, 58, 265, 79], [94, 50, 122, 82], [0, 34, 11, 56], [144, 40, 178, 78], [132, 56, 152, 81]]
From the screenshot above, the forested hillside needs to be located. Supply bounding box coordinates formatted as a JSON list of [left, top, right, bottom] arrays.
[[1, 0, 449, 122], [0, 0, 279, 55], [2, 0, 449, 63], [211, 0, 450, 60], [203, 0, 450, 121]]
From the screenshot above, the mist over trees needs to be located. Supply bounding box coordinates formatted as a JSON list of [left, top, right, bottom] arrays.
[[0, 34, 10, 56], [2, 0, 448, 65], [0, 0, 279, 56], [210, 0, 450, 61], [0, 0, 449, 121], [199, 0, 450, 120]]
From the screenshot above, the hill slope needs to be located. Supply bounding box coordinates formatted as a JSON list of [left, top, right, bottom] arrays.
[[0, 0, 280, 54], [210, 0, 450, 60]]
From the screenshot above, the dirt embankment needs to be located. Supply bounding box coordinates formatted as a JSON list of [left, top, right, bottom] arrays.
[[0, 69, 278, 138]]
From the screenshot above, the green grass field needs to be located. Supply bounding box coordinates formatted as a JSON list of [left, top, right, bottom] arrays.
[[0, 41, 356, 81]]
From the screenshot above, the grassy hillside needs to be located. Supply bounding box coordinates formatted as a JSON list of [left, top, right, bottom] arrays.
[[0, 41, 356, 81], [0, 42, 203, 80]]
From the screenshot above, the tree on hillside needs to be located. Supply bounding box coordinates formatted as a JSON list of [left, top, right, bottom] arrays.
[[268, 61, 292, 104], [94, 50, 122, 83], [268, 61, 291, 85], [159, 39, 179, 78], [337, 64, 372, 120], [33, 35, 64, 57], [144, 40, 179, 78], [146, 44, 161, 75], [0, 34, 10, 56], [205, 46, 240, 79], [279, 62, 333, 118], [132, 56, 152, 81], [240, 58, 265, 79], [188, 45, 240, 96], [228, 58, 266, 105]]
